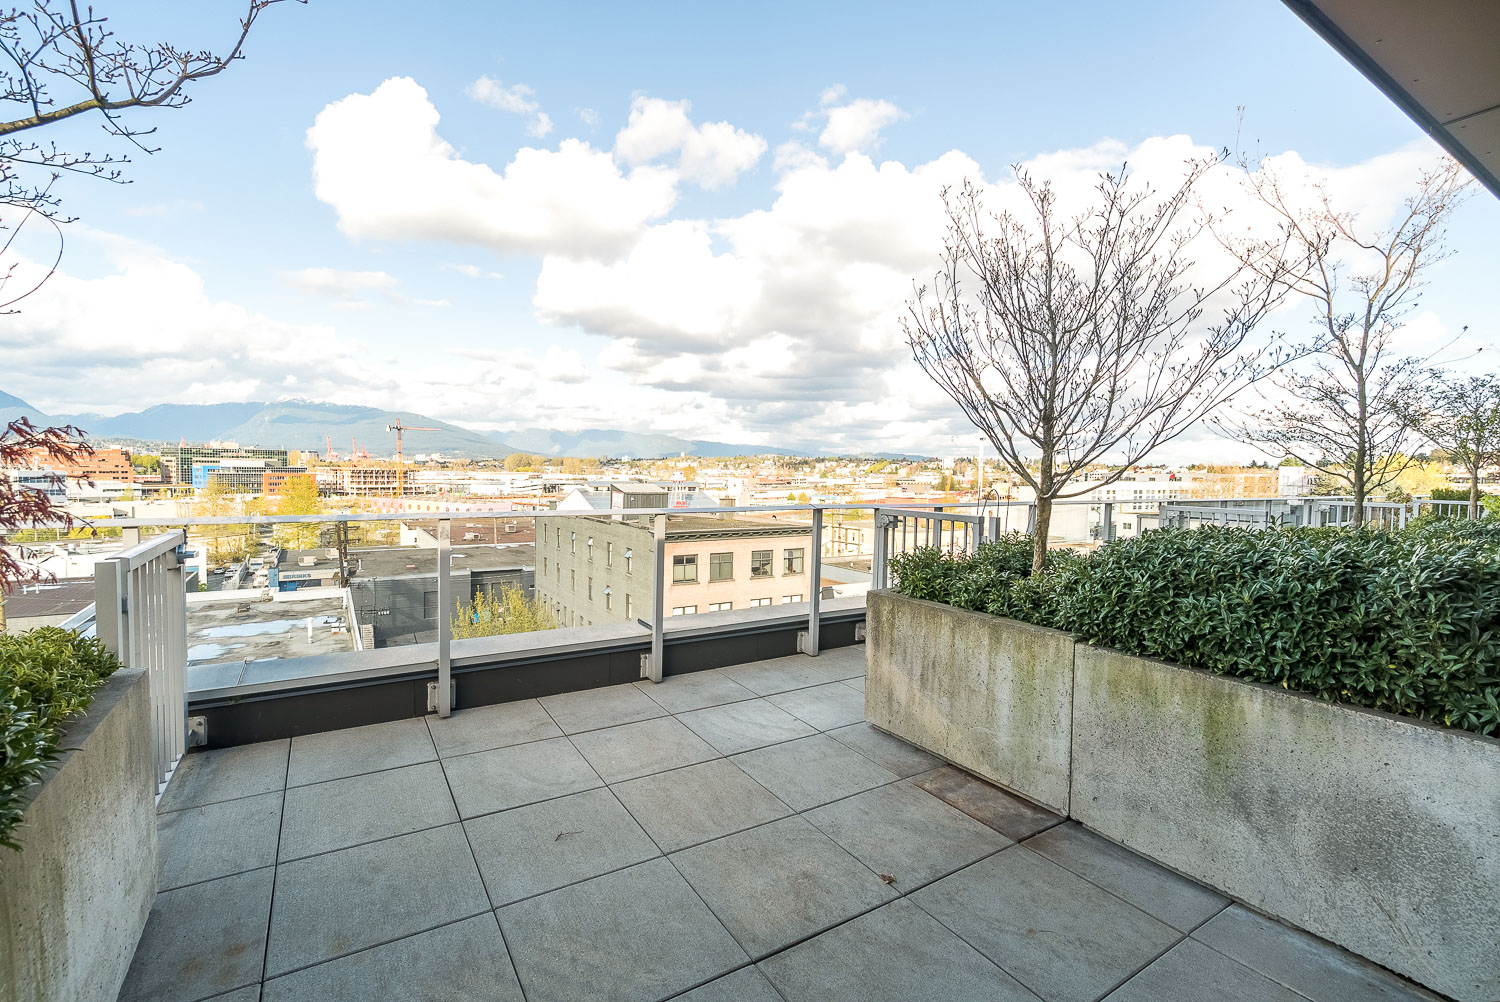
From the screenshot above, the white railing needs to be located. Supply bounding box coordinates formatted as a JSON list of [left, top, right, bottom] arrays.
[[93, 530, 188, 795]]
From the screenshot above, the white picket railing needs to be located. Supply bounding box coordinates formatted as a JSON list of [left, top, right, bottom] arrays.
[[93, 530, 188, 795]]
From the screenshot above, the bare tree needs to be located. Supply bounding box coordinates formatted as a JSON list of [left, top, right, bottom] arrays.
[[1215, 158, 1472, 525], [0, 0, 299, 308], [905, 158, 1300, 572], [0, 417, 92, 630], [1424, 368, 1500, 519]]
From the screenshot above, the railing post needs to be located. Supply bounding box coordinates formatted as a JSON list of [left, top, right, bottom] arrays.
[[1102, 502, 1114, 542], [871, 509, 888, 590], [804, 508, 822, 657], [435, 518, 452, 717], [647, 513, 666, 682]]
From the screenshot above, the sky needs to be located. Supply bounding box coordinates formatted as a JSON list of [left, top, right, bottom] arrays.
[[2, 0, 1497, 460]]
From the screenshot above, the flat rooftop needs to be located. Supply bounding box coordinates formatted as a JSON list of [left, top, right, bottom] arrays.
[[122, 646, 1433, 1002], [2, 577, 94, 620], [185, 592, 355, 690], [349, 543, 535, 579], [405, 518, 537, 546]]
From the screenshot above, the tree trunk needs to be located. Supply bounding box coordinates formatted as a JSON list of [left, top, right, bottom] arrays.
[[1470, 465, 1482, 521], [1351, 479, 1366, 528], [1031, 498, 1052, 574]]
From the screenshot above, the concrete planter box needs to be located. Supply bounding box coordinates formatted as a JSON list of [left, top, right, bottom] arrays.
[[0, 668, 158, 1002], [867, 590, 1500, 1002]]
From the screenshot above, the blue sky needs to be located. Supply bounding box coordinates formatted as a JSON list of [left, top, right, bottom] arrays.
[[5, 0, 1497, 458]]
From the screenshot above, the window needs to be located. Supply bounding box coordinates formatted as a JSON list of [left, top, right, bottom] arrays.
[[782, 594, 803, 603], [625, 594, 633, 619], [423, 591, 437, 617], [587, 537, 594, 561], [749, 597, 772, 607], [587, 577, 593, 600], [570, 531, 577, 553], [607, 541, 614, 566], [709, 551, 734, 582], [605, 588, 613, 611], [671, 605, 698, 616], [624, 548, 633, 575], [750, 549, 773, 578], [543, 556, 547, 575], [542, 524, 547, 543], [783, 548, 804, 575], [708, 601, 732, 612], [570, 569, 575, 591], [672, 553, 698, 583]]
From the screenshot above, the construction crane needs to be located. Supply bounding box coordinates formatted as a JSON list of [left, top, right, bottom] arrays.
[[385, 418, 439, 497], [325, 435, 339, 463]]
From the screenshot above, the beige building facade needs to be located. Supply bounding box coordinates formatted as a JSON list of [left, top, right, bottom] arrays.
[[536, 514, 815, 627]]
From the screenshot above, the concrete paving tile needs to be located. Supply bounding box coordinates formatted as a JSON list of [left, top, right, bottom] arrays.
[[540, 682, 667, 734], [157, 739, 288, 813], [761, 898, 1040, 1002], [287, 717, 436, 786], [677, 698, 816, 755], [427, 698, 562, 758], [1025, 823, 1227, 932], [765, 680, 867, 730], [669, 966, 783, 1002], [118, 867, 274, 1002], [262, 913, 523, 1002], [570, 715, 719, 784], [671, 815, 898, 959], [266, 824, 490, 977], [278, 760, 458, 860], [841, 675, 865, 693], [612, 758, 791, 853], [635, 670, 757, 713], [730, 733, 898, 811], [442, 735, 602, 819], [805, 782, 1009, 890], [202, 988, 262, 1002], [913, 765, 1063, 840], [828, 721, 941, 777], [911, 847, 1179, 1002], [721, 657, 832, 695], [804, 646, 867, 682], [157, 790, 283, 890], [465, 787, 660, 905], [1104, 938, 1305, 1002], [1192, 906, 1441, 1002], [498, 857, 748, 1002]]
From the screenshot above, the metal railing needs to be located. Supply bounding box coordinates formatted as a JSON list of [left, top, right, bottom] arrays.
[[41, 492, 1485, 756], [93, 530, 188, 796]]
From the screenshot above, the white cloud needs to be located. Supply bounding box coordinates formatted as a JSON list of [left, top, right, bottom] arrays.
[[443, 263, 504, 280], [819, 98, 907, 155], [308, 77, 678, 257], [280, 267, 397, 299], [614, 97, 766, 189], [466, 75, 553, 137], [577, 107, 599, 127]]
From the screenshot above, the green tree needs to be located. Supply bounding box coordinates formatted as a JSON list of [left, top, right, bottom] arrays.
[[1424, 372, 1500, 519], [451, 585, 557, 639], [273, 476, 323, 550], [193, 477, 251, 564]]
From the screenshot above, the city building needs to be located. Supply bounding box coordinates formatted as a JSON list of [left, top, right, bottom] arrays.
[[536, 513, 816, 627], [191, 460, 309, 494], [21, 445, 133, 482], [162, 444, 290, 484]]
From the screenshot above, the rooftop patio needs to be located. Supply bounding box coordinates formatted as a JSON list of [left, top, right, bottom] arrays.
[[118, 646, 1436, 1002]]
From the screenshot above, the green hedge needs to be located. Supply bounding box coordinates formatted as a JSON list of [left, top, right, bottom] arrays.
[[889, 519, 1500, 737], [0, 627, 121, 850]]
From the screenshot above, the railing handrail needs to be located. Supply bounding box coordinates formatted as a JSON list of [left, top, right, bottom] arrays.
[[27, 493, 1430, 529]]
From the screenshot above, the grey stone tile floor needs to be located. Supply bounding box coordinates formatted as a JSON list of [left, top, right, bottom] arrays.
[[121, 646, 1442, 1002]]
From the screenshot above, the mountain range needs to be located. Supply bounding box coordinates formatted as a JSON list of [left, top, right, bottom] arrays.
[[0, 391, 923, 460]]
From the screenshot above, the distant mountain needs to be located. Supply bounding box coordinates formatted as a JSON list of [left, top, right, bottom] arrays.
[[216, 401, 512, 459], [495, 427, 927, 461], [1, 389, 928, 460], [496, 427, 804, 459]]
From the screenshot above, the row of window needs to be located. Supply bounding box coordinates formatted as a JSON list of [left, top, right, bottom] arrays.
[[673, 547, 803, 584], [542, 525, 634, 571], [672, 595, 803, 615]]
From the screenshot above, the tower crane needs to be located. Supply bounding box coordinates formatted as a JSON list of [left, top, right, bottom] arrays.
[[385, 418, 439, 497]]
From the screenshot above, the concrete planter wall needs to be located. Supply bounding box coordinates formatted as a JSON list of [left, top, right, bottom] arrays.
[[0, 668, 157, 1002], [866, 589, 1500, 1002]]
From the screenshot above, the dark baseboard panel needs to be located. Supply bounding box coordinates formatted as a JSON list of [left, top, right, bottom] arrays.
[[191, 610, 865, 747]]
